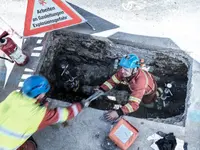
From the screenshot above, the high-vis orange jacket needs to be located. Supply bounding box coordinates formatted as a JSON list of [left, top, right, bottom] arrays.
[[100, 68, 157, 114], [0, 91, 82, 150]]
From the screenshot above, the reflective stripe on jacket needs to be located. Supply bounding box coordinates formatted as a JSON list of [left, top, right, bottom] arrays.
[[100, 68, 157, 114]]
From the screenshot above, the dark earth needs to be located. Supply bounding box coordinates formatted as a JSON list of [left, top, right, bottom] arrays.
[[37, 31, 188, 121]]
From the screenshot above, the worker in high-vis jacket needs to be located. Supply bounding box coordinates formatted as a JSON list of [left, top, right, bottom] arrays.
[[0, 75, 83, 150], [99, 54, 157, 121]]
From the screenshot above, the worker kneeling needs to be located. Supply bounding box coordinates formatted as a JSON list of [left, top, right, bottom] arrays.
[[98, 54, 158, 121], [0, 75, 83, 150]]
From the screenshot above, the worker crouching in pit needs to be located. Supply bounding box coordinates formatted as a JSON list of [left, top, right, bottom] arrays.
[[0, 75, 83, 150], [95, 54, 158, 121]]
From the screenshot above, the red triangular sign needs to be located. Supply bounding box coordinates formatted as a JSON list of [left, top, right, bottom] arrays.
[[24, 0, 86, 36]]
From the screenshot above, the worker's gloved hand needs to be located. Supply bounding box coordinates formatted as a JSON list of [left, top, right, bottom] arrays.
[[104, 110, 120, 122], [104, 109, 124, 122]]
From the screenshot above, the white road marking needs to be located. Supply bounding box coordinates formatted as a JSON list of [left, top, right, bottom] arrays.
[[24, 68, 34, 73], [21, 74, 32, 80], [31, 53, 40, 57], [37, 39, 43, 44], [33, 46, 43, 51]]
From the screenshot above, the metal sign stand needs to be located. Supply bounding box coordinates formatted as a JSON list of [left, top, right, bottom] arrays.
[[86, 22, 96, 31]]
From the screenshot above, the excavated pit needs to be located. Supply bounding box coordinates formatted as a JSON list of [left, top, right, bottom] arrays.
[[37, 31, 189, 125]]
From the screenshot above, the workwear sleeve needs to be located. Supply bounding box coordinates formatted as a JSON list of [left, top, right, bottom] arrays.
[[38, 103, 82, 130], [100, 69, 123, 92], [121, 79, 146, 114]]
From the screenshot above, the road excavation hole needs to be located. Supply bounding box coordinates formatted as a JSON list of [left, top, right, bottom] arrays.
[[38, 31, 189, 123]]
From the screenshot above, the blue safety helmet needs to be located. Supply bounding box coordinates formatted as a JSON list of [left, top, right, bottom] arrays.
[[119, 54, 140, 68], [21, 75, 50, 98]]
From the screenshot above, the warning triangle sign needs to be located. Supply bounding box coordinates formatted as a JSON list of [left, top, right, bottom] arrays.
[[23, 0, 86, 36]]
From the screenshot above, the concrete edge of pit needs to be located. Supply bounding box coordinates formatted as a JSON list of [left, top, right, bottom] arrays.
[[184, 59, 200, 149]]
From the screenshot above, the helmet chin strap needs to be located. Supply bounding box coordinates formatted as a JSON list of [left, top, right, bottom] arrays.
[[131, 68, 138, 75]]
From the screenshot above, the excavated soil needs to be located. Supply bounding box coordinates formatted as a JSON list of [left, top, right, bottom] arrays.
[[37, 31, 189, 125]]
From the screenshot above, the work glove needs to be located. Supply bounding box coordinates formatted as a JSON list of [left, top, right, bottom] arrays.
[[104, 110, 119, 121], [104, 109, 124, 122], [103, 109, 124, 122]]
